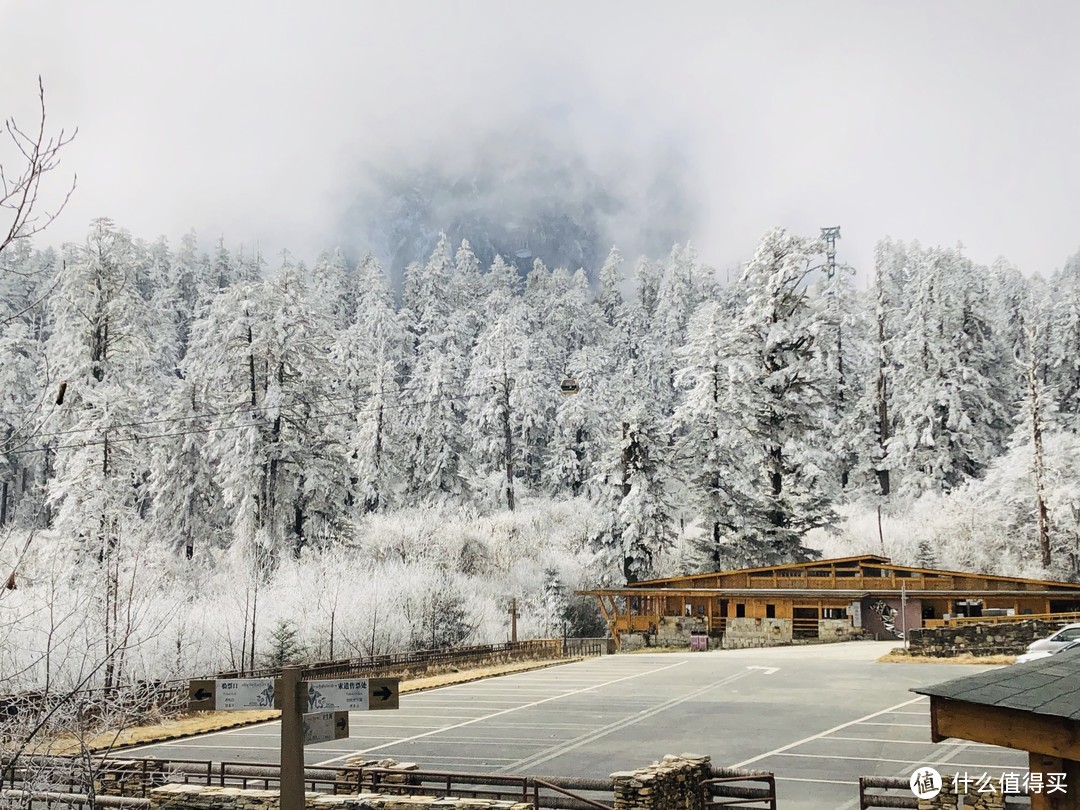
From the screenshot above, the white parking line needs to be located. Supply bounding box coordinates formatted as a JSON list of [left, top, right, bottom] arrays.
[[776, 752, 1026, 770], [502, 668, 758, 773], [818, 736, 939, 745], [728, 696, 925, 769], [352, 715, 476, 720], [368, 754, 516, 762], [359, 738, 551, 747], [312, 660, 688, 767], [120, 723, 280, 754], [857, 722, 927, 728]]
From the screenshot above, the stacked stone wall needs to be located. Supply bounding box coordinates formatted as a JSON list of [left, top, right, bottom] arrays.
[[916, 775, 1006, 809], [817, 619, 862, 643], [655, 617, 708, 647], [907, 620, 1054, 657], [334, 758, 419, 795], [721, 618, 792, 649], [610, 754, 711, 810], [96, 759, 168, 796]]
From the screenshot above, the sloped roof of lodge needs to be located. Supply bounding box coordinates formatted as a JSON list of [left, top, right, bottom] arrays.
[[625, 554, 1080, 591]]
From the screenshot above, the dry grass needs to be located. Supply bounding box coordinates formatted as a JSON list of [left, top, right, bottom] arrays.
[[38, 657, 576, 754], [34, 710, 281, 755], [877, 649, 1016, 665]]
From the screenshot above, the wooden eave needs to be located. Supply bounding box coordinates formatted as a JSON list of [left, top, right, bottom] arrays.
[[628, 554, 890, 586], [627, 555, 1080, 592], [577, 587, 1080, 599], [929, 696, 1080, 760]]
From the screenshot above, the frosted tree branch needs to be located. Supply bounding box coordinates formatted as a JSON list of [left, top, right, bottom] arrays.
[[0, 77, 77, 261]]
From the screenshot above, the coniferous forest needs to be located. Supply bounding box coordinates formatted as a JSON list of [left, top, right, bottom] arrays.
[[3, 219, 1080, 689]]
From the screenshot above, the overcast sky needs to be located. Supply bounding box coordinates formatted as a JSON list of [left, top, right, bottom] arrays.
[[2, 1, 1078, 279]]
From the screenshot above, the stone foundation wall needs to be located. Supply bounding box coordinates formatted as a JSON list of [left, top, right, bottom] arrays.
[[721, 618, 792, 649], [907, 620, 1054, 657], [150, 784, 532, 810], [655, 616, 709, 647], [818, 619, 862, 642], [610, 754, 711, 810]]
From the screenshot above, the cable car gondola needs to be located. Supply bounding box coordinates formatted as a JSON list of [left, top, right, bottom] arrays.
[[560, 376, 580, 395]]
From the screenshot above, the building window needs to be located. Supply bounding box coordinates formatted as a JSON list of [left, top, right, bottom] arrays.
[[736, 603, 746, 618], [766, 604, 776, 618]]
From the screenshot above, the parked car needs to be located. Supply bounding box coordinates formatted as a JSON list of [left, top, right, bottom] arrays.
[[1016, 627, 1080, 664]]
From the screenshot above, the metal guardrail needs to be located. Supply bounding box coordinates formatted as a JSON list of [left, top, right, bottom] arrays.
[[1, 638, 604, 730], [5, 757, 778, 810], [4, 757, 618, 810], [923, 612, 1080, 629]]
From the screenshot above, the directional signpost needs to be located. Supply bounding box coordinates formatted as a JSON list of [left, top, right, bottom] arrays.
[[187, 678, 275, 712], [188, 669, 400, 810], [301, 710, 349, 745], [304, 677, 400, 711], [187, 679, 216, 711]]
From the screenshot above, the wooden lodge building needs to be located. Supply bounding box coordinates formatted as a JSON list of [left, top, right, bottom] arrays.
[[579, 555, 1080, 650]]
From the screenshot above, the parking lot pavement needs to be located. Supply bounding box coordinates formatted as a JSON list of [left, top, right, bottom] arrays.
[[121, 642, 1022, 809]]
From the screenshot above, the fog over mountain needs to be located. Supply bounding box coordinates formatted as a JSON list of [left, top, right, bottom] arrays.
[[340, 123, 699, 283]]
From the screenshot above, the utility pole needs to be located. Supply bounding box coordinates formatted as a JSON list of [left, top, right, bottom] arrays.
[[510, 598, 519, 643], [901, 582, 908, 651], [820, 226, 841, 279], [821, 226, 849, 488]]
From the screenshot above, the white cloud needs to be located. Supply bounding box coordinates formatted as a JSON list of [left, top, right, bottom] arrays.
[[2, 0, 1078, 275]]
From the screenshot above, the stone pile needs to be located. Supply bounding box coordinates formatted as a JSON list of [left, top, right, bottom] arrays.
[[916, 776, 1006, 810], [96, 758, 168, 796], [610, 753, 711, 810], [907, 620, 1054, 657], [335, 757, 420, 795]]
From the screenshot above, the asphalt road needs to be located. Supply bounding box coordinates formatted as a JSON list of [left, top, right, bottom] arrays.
[[122, 642, 1027, 809]]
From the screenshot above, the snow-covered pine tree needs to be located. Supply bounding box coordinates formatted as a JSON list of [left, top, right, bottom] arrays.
[[672, 300, 742, 569], [45, 219, 162, 686], [184, 259, 351, 562], [0, 242, 54, 528], [311, 248, 354, 330], [1045, 251, 1080, 418], [592, 407, 677, 583], [331, 256, 407, 512], [597, 247, 623, 328], [815, 260, 870, 494], [709, 227, 835, 565], [890, 245, 1010, 496], [148, 377, 229, 561], [466, 272, 531, 510]]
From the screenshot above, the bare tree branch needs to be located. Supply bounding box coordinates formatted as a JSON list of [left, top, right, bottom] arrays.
[[0, 77, 77, 260]]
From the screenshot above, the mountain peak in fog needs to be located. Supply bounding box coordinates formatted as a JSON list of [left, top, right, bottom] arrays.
[[338, 124, 696, 282]]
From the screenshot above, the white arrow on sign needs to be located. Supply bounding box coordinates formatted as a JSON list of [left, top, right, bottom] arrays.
[[746, 666, 779, 675], [217, 678, 275, 710]]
